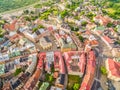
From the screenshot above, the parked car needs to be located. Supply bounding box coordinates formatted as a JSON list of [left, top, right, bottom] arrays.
[[106, 79, 115, 90]]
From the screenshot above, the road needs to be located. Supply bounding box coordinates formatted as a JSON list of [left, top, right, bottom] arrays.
[[91, 34, 105, 90]]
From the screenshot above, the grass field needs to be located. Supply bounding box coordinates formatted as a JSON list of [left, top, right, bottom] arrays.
[[67, 75, 82, 90], [0, 0, 40, 13]]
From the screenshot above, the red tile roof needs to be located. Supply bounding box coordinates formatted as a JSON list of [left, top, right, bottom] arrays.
[[37, 52, 46, 69], [48, 26, 53, 31], [79, 50, 96, 90], [38, 51, 65, 74], [54, 51, 65, 74], [103, 36, 113, 44], [23, 69, 41, 90], [63, 51, 86, 74], [9, 34, 21, 41], [4, 20, 17, 31], [94, 15, 111, 26], [107, 58, 120, 78]]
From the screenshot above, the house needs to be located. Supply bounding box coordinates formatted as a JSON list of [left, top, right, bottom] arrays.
[[39, 51, 66, 74], [54, 32, 77, 52], [105, 58, 120, 81], [112, 48, 120, 58], [86, 23, 96, 30], [2, 82, 11, 90], [9, 34, 22, 42], [4, 61, 14, 73], [84, 44, 92, 52], [63, 51, 86, 76], [23, 69, 41, 90], [101, 36, 114, 49], [94, 15, 112, 26], [88, 35, 99, 47], [4, 20, 18, 31], [22, 31, 37, 42], [0, 53, 9, 61]]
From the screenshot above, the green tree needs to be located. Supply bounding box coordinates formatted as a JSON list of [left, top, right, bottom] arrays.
[[100, 66, 107, 75], [60, 10, 69, 18], [81, 21, 88, 26], [79, 35, 84, 42], [14, 68, 22, 76], [23, 10, 29, 14], [73, 83, 80, 90], [107, 22, 114, 27]]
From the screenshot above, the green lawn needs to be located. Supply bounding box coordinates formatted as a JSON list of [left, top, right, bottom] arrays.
[[67, 75, 82, 90]]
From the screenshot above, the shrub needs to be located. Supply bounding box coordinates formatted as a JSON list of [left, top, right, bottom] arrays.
[[78, 35, 84, 42], [73, 83, 80, 90], [14, 68, 22, 76], [81, 21, 88, 26], [100, 66, 107, 75]]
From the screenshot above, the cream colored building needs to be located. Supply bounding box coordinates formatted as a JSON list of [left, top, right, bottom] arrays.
[[39, 37, 52, 50]]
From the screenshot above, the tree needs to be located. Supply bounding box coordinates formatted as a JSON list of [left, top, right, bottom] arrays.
[[100, 66, 107, 75], [70, 26, 79, 31], [30, 11, 34, 14], [14, 68, 22, 76], [79, 35, 84, 42], [23, 10, 29, 14], [49, 75, 54, 83], [73, 83, 80, 90], [60, 10, 69, 18], [81, 21, 88, 26], [86, 12, 96, 20], [24, 16, 31, 21], [107, 22, 114, 27]]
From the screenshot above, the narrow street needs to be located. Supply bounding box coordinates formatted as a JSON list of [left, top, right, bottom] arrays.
[[91, 34, 108, 90]]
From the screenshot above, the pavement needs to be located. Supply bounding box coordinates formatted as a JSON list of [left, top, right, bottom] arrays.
[[112, 80, 120, 90], [91, 34, 109, 90]]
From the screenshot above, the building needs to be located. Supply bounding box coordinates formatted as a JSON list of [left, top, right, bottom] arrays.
[[105, 58, 120, 81], [39, 36, 52, 50], [101, 36, 114, 49], [79, 50, 96, 90], [94, 15, 112, 26], [112, 48, 120, 58], [86, 23, 96, 30], [54, 32, 77, 52], [4, 20, 18, 31], [63, 51, 86, 76], [22, 31, 37, 43]]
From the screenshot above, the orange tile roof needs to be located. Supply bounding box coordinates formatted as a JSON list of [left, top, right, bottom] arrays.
[[63, 51, 86, 74], [90, 40, 99, 46], [79, 50, 96, 90], [95, 15, 111, 26], [103, 36, 113, 43], [107, 58, 120, 78], [4, 20, 17, 31]]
